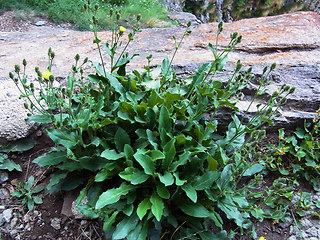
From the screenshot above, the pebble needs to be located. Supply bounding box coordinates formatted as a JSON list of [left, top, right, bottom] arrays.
[[50, 217, 61, 230], [2, 208, 13, 223], [300, 218, 313, 228], [35, 21, 47, 26], [0, 170, 9, 183]]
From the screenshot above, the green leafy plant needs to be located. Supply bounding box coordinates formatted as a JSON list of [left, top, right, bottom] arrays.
[[267, 107, 320, 190], [11, 175, 43, 210], [10, 3, 295, 238], [0, 138, 37, 172]]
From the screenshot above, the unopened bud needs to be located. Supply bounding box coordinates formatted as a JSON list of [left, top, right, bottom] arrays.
[[271, 63, 276, 70], [22, 59, 27, 66], [49, 74, 54, 82], [9, 72, 14, 79], [83, 57, 88, 64], [289, 87, 295, 94], [137, 14, 141, 21], [14, 65, 20, 73], [187, 21, 191, 27], [24, 103, 28, 109], [110, 9, 113, 16], [116, 12, 120, 21], [75, 54, 80, 62], [94, 4, 99, 11]]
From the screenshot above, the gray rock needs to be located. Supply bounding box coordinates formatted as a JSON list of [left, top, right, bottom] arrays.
[[50, 217, 61, 230], [2, 208, 13, 223], [168, 12, 202, 25], [0, 171, 8, 183], [305, 226, 318, 237], [35, 21, 47, 26], [300, 218, 313, 229], [287, 236, 297, 240], [280, 217, 294, 229]]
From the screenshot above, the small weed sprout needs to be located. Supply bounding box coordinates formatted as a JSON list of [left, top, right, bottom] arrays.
[[11, 176, 43, 211]]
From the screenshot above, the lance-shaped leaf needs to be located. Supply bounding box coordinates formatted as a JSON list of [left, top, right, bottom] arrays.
[[112, 213, 139, 240], [33, 151, 67, 167], [150, 192, 164, 221], [181, 183, 197, 203], [162, 139, 176, 171], [115, 127, 130, 152], [133, 153, 155, 175], [137, 198, 151, 220], [96, 183, 136, 209], [101, 149, 125, 160]]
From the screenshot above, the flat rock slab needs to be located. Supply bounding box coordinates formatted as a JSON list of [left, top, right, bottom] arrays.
[[0, 11, 319, 142]]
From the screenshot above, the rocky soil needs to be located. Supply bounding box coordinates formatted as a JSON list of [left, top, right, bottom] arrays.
[[1, 10, 320, 240]]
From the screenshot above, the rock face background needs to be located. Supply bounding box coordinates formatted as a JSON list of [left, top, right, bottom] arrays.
[[162, 0, 320, 22], [0, 11, 319, 142]]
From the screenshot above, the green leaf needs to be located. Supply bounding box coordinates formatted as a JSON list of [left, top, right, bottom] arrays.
[[32, 196, 43, 204], [217, 55, 228, 71], [79, 156, 107, 171], [243, 163, 264, 176], [96, 183, 136, 209], [173, 172, 187, 186], [137, 198, 151, 220], [177, 200, 210, 218], [159, 106, 171, 134], [112, 214, 139, 240], [192, 171, 220, 190], [131, 170, 149, 185], [133, 153, 155, 175], [217, 164, 232, 191], [150, 192, 164, 221], [115, 127, 130, 153], [170, 151, 191, 171], [146, 129, 159, 150], [26, 114, 52, 124], [182, 183, 197, 202], [106, 73, 124, 94], [0, 138, 37, 152], [208, 155, 218, 171], [101, 149, 125, 160], [103, 211, 118, 233], [218, 197, 245, 227], [0, 158, 22, 171], [199, 231, 227, 240], [149, 150, 165, 160], [119, 167, 136, 181], [161, 56, 173, 79], [47, 128, 78, 148], [156, 183, 170, 199], [47, 171, 68, 192], [33, 151, 67, 167], [162, 139, 176, 171], [159, 172, 174, 186], [127, 222, 143, 240], [77, 205, 99, 218], [124, 144, 134, 162]]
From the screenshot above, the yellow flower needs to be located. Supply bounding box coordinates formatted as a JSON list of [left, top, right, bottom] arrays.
[[119, 26, 126, 33], [259, 237, 267, 240], [42, 70, 52, 80]]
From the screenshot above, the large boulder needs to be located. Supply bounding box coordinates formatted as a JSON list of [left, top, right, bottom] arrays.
[[0, 11, 319, 142]]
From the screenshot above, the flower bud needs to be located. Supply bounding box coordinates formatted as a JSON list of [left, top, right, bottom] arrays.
[[84, 4, 87, 10], [116, 12, 120, 21], [187, 21, 191, 27], [49, 75, 54, 82], [94, 4, 99, 11], [75, 54, 80, 62], [271, 63, 276, 71], [9, 72, 14, 79], [14, 65, 20, 73], [110, 9, 113, 16], [24, 103, 28, 109], [137, 14, 141, 21], [83, 57, 88, 64], [289, 87, 296, 94], [22, 59, 27, 66]]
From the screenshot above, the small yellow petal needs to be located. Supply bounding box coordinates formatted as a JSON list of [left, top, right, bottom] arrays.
[[119, 26, 126, 32], [42, 70, 52, 80], [259, 237, 267, 240]]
